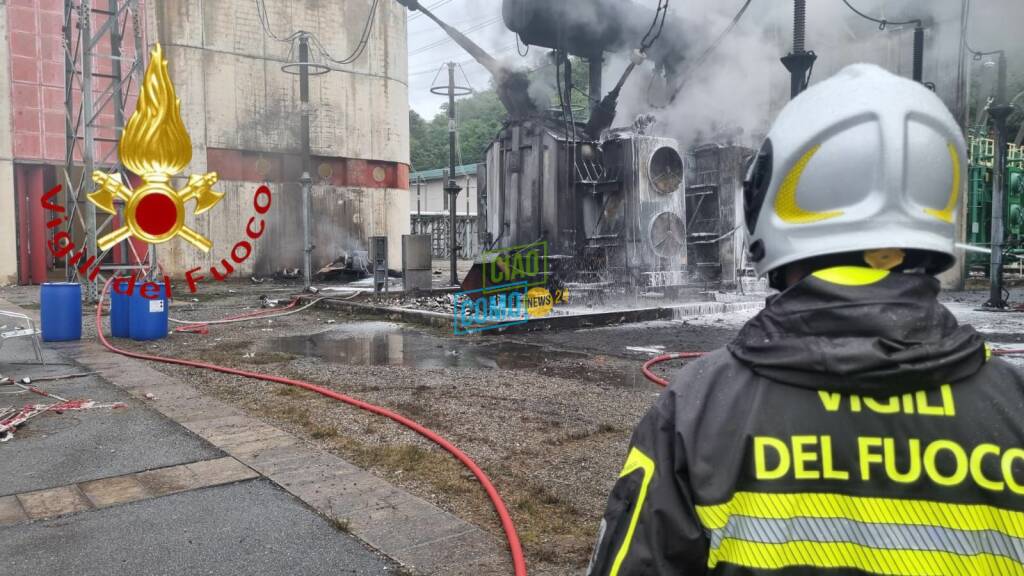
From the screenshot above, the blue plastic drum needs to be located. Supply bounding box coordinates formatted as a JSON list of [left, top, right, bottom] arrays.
[[128, 292, 169, 341], [110, 289, 131, 338], [39, 282, 82, 342]]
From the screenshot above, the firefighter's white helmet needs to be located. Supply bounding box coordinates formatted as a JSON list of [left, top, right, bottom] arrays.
[[743, 63, 966, 278]]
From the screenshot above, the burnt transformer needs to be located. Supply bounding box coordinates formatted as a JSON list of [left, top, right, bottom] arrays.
[[685, 144, 756, 285], [478, 118, 687, 289], [399, 0, 691, 290]]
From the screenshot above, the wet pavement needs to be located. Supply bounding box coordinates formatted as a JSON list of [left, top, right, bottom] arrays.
[[270, 321, 590, 370], [2, 480, 393, 576], [0, 301, 395, 576]]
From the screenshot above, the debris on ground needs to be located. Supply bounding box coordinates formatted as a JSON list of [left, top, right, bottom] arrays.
[[314, 251, 370, 282], [0, 399, 128, 442], [0, 375, 128, 442], [17, 372, 97, 384]]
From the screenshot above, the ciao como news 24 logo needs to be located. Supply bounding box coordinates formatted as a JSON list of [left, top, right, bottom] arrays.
[[453, 241, 568, 335], [41, 44, 272, 299]]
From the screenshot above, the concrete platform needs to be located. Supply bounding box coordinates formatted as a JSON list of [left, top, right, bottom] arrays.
[[306, 294, 765, 334]]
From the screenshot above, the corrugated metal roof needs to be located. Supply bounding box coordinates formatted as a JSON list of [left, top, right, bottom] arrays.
[[410, 163, 478, 182]]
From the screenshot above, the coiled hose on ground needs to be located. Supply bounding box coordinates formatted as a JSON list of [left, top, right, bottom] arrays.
[[95, 280, 527, 576]]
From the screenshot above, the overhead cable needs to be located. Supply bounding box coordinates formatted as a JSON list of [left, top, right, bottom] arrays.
[[668, 0, 753, 97], [254, 0, 380, 67], [840, 0, 920, 30], [641, 0, 670, 52]]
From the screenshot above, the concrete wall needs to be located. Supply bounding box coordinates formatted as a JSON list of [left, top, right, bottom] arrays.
[[410, 173, 477, 216], [0, 4, 15, 285], [149, 0, 409, 275]]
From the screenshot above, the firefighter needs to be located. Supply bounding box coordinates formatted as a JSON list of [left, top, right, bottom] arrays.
[[588, 63, 1024, 576]]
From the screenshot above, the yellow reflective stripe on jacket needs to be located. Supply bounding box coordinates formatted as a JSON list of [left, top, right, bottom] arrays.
[[609, 447, 655, 576], [696, 491, 1024, 538], [696, 491, 1024, 572], [812, 266, 890, 286], [709, 539, 1024, 575]]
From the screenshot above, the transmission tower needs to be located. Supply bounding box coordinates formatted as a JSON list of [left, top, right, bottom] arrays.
[[63, 0, 148, 301]]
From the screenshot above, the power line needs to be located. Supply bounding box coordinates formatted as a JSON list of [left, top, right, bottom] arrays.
[[409, 12, 497, 36], [408, 45, 516, 78], [840, 0, 920, 30], [408, 0, 454, 21], [961, 1, 1001, 58], [254, 0, 381, 67], [677, 0, 752, 82], [255, 0, 301, 44], [314, 0, 381, 65], [516, 33, 529, 57], [640, 0, 669, 52], [408, 16, 503, 56]]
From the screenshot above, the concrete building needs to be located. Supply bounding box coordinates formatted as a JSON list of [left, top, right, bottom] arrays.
[[410, 163, 477, 217], [409, 163, 480, 258], [0, 0, 410, 285]]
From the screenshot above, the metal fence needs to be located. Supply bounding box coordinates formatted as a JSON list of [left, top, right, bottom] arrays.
[[410, 214, 480, 259]]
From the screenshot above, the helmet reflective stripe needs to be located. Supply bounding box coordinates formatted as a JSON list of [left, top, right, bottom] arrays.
[[743, 64, 966, 277], [923, 143, 961, 224], [774, 144, 843, 224]]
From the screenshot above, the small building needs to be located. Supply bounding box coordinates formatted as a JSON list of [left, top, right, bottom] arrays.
[[410, 164, 480, 258], [409, 164, 478, 216]]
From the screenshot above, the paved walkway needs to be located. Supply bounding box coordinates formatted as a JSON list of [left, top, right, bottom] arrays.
[[0, 296, 506, 575]]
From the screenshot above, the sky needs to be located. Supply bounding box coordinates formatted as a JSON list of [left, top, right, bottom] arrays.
[[403, 0, 1024, 130], [405, 0, 515, 118]]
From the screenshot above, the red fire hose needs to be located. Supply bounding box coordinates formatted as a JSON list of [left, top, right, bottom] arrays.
[[95, 280, 527, 576], [641, 347, 1024, 387], [641, 352, 706, 387]]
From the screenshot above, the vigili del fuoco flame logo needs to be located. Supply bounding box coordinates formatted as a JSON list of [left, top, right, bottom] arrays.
[[89, 43, 223, 252]]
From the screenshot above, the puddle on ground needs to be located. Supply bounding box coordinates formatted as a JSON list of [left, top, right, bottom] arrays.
[[271, 322, 587, 370]]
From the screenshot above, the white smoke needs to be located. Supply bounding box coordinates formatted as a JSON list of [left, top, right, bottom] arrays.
[[602, 0, 1023, 149]]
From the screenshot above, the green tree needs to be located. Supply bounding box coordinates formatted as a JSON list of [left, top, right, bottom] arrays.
[[409, 89, 507, 171], [408, 55, 598, 172]]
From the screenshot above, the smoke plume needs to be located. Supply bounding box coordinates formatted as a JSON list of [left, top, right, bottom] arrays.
[[601, 0, 1024, 149]]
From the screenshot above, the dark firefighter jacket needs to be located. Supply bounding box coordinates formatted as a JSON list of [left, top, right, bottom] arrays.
[[588, 266, 1024, 576]]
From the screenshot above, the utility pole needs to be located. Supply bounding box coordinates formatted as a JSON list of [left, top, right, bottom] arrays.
[[443, 62, 462, 286], [987, 51, 1013, 308], [912, 24, 925, 83], [781, 0, 816, 99], [298, 34, 314, 292], [429, 61, 471, 285]]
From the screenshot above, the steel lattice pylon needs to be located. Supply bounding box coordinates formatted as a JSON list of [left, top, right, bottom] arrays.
[[63, 0, 148, 301]]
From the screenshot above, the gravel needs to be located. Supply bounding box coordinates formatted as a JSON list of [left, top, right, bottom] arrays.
[[5, 279, 1024, 575]]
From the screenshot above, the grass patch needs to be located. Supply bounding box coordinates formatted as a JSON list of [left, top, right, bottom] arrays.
[[274, 386, 304, 398], [249, 396, 598, 569], [330, 517, 351, 533], [310, 425, 337, 440], [267, 403, 312, 426]]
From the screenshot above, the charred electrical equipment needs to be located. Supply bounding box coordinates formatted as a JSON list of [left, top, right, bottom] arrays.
[[400, 0, 713, 292]]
